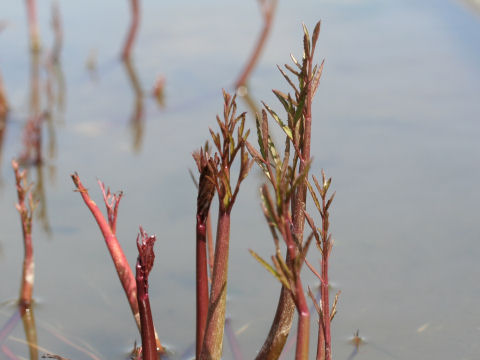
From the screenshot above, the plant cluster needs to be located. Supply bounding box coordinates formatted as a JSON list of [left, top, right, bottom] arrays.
[[4, 21, 340, 360]]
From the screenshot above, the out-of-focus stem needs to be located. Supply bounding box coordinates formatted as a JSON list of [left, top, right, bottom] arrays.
[[200, 210, 231, 360], [25, 0, 41, 52], [136, 229, 157, 360], [0, 72, 8, 118], [22, 305, 38, 360], [122, 0, 140, 60], [234, 0, 277, 89], [12, 160, 35, 307]]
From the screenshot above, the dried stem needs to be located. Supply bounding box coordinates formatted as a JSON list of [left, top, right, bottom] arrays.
[[234, 0, 278, 90], [136, 227, 157, 360], [71, 173, 164, 353], [12, 160, 36, 307]]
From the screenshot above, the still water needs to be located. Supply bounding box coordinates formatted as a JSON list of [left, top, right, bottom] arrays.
[[1, 0, 479, 359]]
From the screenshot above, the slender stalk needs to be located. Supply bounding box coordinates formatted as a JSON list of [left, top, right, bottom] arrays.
[[12, 160, 36, 307], [200, 210, 230, 360], [122, 0, 140, 60], [136, 228, 157, 360], [306, 171, 336, 360]]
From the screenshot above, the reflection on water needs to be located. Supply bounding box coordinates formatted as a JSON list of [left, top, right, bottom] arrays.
[[0, 0, 480, 359]]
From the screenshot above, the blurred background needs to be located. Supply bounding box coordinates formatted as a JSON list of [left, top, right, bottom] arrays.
[[0, 0, 479, 359]]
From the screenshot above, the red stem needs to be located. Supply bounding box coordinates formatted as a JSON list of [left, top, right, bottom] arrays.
[[72, 174, 164, 352], [196, 215, 209, 358], [284, 219, 310, 360], [321, 195, 331, 360], [200, 210, 231, 360], [72, 174, 139, 326], [122, 0, 140, 60], [321, 252, 331, 360], [295, 277, 310, 360], [136, 229, 157, 360]]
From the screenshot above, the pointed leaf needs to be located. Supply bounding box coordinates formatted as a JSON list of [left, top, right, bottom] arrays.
[[262, 102, 293, 141]]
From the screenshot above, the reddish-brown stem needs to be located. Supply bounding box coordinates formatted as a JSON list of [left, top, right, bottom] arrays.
[[136, 228, 157, 360], [196, 214, 209, 358], [283, 219, 310, 360], [234, 0, 277, 89], [200, 210, 231, 360], [295, 279, 310, 360], [320, 198, 331, 360], [71, 174, 164, 353], [121, 0, 140, 60]]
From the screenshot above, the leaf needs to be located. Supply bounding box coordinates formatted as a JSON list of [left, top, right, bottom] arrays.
[[306, 178, 322, 215], [289, 160, 311, 197], [302, 23, 310, 58], [311, 21, 321, 54], [284, 63, 301, 77], [261, 185, 277, 224], [262, 102, 293, 141], [272, 89, 291, 113], [255, 114, 267, 159], [249, 249, 289, 289], [326, 191, 336, 210], [209, 128, 221, 152], [293, 87, 307, 126], [290, 53, 301, 70], [277, 65, 300, 96], [267, 139, 280, 171], [312, 59, 325, 98]]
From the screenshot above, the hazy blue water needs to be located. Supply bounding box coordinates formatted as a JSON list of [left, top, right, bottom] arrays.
[[1, 0, 479, 359]]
